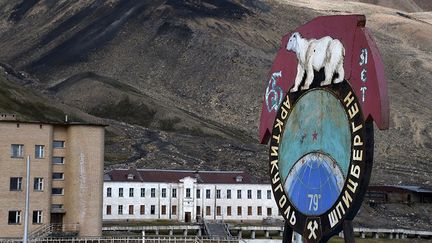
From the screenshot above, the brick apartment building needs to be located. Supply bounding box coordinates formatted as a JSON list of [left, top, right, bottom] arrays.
[[0, 115, 105, 238]]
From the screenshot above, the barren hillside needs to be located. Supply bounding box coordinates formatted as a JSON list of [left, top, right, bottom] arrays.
[[0, 0, 430, 188]]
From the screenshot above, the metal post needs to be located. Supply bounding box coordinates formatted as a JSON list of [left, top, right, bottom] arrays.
[[23, 156, 31, 243], [343, 220, 355, 243], [282, 221, 293, 243]]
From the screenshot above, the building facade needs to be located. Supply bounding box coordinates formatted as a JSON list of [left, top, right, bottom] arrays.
[[366, 185, 432, 204], [103, 169, 283, 223], [0, 118, 105, 238]]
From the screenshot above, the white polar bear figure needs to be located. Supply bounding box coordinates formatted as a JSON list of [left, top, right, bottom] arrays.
[[286, 32, 345, 92]]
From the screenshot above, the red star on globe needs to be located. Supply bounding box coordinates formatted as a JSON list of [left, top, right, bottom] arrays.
[[312, 131, 318, 140]]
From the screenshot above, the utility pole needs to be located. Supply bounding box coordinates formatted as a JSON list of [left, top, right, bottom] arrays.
[[23, 155, 31, 243]]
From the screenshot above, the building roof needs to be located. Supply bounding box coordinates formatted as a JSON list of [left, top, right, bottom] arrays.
[[105, 169, 253, 184], [368, 185, 432, 194], [0, 119, 107, 127]]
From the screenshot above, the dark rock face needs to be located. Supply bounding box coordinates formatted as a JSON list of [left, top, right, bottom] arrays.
[[8, 0, 40, 22]]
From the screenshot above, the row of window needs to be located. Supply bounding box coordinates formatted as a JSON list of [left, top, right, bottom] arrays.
[[10, 141, 65, 158], [8, 210, 43, 224], [10, 175, 64, 191], [107, 187, 165, 198], [106, 205, 276, 217], [106, 205, 177, 216], [204, 206, 274, 217], [10, 177, 64, 194], [107, 187, 272, 200]]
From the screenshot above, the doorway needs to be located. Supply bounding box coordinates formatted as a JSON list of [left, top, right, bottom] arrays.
[[50, 213, 63, 232], [50, 213, 63, 224], [185, 212, 191, 223]]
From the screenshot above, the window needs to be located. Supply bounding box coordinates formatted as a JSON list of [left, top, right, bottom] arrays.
[[118, 205, 123, 215], [186, 188, 191, 198], [172, 205, 177, 215], [196, 189, 201, 199], [206, 189, 211, 199], [52, 188, 63, 195], [35, 145, 44, 159], [52, 173, 64, 180], [129, 205, 134, 215], [267, 190, 272, 199], [127, 174, 134, 180], [151, 188, 156, 198], [247, 190, 252, 199], [172, 188, 177, 198], [237, 190, 242, 199], [32, 210, 43, 224], [162, 188, 166, 198], [10, 177, 22, 191], [227, 206, 232, 216], [237, 206, 242, 216], [53, 140, 65, 148], [53, 156, 64, 164], [267, 208, 272, 216], [150, 205, 155, 215], [52, 204, 63, 209], [216, 189, 221, 199], [248, 206, 252, 216], [107, 187, 112, 197], [161, 205, 166, 215], [52, 157, 64, 164], [129, 188, 134, 197], [34, 177, 43, 191], [257, 206, 262, 216], [106, 205, 111, 215], [196, 206, 201, 215], [257, 190, 262, 199], [227, 189, 231, 199], [119, 188, 124, 197], [11, 144, 24, 158], [206, 206, 211, 216], [216, 206, 221, 216], [8, 211, 21, 224], [140, 188, 145, 197], [140, 205, 145, 215]]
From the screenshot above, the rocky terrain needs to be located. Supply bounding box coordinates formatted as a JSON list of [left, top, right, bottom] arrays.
[[0, 0, 431, 231], [0, 0, 319, 181], [0, 0, 431, 202]]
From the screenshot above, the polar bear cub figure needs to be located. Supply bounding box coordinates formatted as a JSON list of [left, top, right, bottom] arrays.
[[286, 32, 345, 92]]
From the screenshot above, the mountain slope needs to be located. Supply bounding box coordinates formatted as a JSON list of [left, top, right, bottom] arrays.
[[0, 0, 316, 136], [0, 0, 430, 187]]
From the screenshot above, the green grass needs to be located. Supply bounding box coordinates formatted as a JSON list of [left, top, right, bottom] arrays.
[[159, 117, 181, 131], [90, 96, 156, 127], [0, 75, 66, 122], [329, 238, 414, 243], [103, 219, 188, 227]]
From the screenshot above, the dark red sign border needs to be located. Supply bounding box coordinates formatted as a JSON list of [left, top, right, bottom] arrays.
[[259, 15, 389, 145]]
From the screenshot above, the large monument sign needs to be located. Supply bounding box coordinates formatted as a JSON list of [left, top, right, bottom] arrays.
[[260, 15, 389, 242]]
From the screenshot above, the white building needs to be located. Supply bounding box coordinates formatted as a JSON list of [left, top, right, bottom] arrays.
[[103, 169, 283, 223]]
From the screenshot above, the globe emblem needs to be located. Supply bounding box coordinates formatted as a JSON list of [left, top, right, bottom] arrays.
[[278, 89, 351, 216], [284, 152, 345, 215]]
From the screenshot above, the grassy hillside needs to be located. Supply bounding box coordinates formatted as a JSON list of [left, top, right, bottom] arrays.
[[0, 71, 65, 122]]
